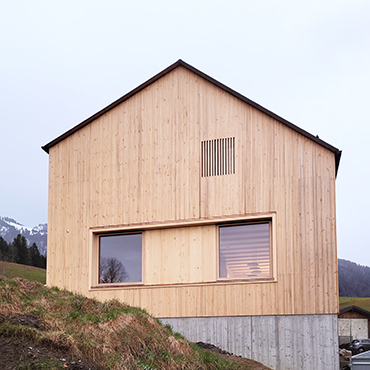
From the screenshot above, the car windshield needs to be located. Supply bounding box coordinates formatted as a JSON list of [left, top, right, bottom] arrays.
[[351, 340, 360, 344]]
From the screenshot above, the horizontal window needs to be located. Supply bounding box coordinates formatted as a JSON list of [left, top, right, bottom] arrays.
[[91, 215, 275, 288], [219, 222, 271, 280], [99, 233, 142, 284]]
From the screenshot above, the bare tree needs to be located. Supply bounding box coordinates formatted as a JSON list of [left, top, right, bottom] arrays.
[[99, 257, 128, 283]]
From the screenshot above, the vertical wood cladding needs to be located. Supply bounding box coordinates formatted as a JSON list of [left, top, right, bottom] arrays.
[[46, 66, 338, 317]]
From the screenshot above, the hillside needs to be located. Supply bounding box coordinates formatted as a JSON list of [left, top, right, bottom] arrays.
[[0, 276, 270, 370], [339, 296, 370, 312], [338, 259, 370, 297], [0, 261, 46, 284]]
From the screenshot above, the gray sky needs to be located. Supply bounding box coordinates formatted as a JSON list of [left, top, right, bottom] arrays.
[[0, 1, 369, 266]]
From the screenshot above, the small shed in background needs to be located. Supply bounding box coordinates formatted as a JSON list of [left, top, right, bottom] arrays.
[[339, 306, 370, 345]]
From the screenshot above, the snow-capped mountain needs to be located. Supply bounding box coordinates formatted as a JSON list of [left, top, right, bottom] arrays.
[[0, 216, 47, 256]]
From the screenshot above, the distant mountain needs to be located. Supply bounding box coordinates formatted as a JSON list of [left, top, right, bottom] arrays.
[[0, 216, 47, 256], [338, 258, 370, 297]]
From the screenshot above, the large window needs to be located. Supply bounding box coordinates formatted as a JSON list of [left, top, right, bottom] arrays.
[[219, 222, 271, 280], [99, 233, 142, 284]]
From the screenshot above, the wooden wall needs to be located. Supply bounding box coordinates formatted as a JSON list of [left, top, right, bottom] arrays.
[[46, 66, 338, 318]]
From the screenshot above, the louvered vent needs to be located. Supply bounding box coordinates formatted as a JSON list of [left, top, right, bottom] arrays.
[[201, 137, 235, 177]]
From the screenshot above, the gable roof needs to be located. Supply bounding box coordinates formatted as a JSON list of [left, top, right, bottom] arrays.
[[42, 59, 341, 175], [339, 305, 370, 318]]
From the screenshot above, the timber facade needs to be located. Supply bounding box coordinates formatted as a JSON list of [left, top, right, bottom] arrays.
[[43, 60, 341, 370]]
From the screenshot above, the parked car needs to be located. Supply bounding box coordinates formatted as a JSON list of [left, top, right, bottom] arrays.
[[340, 342, 351, 350], [348, 339, 370, 354]]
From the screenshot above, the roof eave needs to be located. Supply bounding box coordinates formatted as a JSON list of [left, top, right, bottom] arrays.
[[339, 305, 370, 317], [41, 60, 186, 154]]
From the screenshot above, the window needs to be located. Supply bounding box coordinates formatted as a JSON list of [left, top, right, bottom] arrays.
[[99, 233, 142, 284], [219, 222, 271, 280]]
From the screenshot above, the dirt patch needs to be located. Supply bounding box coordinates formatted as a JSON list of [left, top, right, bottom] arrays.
[[0, 336, 100, 370], [8, 313, 47, 330]]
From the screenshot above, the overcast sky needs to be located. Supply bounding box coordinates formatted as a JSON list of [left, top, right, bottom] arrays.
[[0, 1, 369, 267]]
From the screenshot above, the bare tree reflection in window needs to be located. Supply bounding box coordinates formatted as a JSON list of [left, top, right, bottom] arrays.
[[99, 257, 129, 283]]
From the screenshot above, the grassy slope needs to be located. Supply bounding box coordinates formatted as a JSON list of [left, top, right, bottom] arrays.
[[0, 261, 46, 284], [0, 276, 249, 370], [339, 296, 370, 311]]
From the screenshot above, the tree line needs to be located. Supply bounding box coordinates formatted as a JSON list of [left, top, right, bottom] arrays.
[[0, 234, 46, 269], [338, 258, 370, 297]]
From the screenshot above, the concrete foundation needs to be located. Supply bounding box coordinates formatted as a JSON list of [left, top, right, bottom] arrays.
[[161, 314, 339, 370]]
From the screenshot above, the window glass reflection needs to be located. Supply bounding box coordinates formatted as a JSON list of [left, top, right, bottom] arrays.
[[99, 233, 142, 283]]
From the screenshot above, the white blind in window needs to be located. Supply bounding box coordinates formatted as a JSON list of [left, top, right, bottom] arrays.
[[219, 223, 271, 279]]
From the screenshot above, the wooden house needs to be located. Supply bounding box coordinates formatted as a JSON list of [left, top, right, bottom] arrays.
[[42, 60, 341, 370]]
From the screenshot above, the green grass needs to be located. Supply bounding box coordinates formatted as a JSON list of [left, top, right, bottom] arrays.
[[339, 296, 370, 311], [0, 261, 46, 284]]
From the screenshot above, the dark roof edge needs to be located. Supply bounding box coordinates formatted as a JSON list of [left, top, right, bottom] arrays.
[[41, 59, 186, 154], [340, 305, 370, 317], [42, 59, 341, 175]]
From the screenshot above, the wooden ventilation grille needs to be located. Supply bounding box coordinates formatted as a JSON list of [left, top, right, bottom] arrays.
[[201, 137, 235, 177]]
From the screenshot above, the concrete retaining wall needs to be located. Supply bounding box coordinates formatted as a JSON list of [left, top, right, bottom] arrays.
[[161, 314, 339, 370], [339, 318, 368, 342]]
